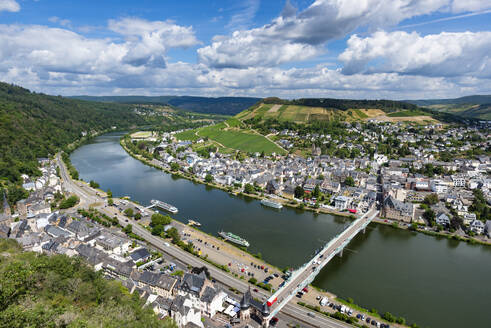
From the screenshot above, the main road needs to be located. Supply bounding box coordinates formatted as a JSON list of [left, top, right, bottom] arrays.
[[57, 153, 352, 328]]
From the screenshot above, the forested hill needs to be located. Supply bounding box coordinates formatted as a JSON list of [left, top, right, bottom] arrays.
[[0, 239, 175, 328], [71, 95, 261, 115], [262, 97, 418, 112], [405, 95, 491, 106], [0, 82, 145, 186], [404, 95, 491, 120]]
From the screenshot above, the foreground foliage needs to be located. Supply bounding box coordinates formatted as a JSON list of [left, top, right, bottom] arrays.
[[0, 239, 176, 328]]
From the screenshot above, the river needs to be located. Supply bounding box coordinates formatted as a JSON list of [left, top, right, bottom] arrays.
[[71, 133, 491, 328]]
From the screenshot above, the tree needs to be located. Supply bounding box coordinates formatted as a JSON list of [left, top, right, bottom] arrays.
[[170, 162, 180, 171], [313, 185, 321, 198], [423, 193, 438, 205], [205, 174, 213, 183], [151, 224, 165, 236], [423, 209, 436, 226], [344, 176, 355, 187], [123, 208, 134, 217], [244, 183, 255, 194], [294, 186, 304, 199], [151, 213, 172, 226], [59, 195, 79, 209], [89, 180, 100, 188], [107, 198, 114, 206], [123, 224, 132, 234], [134, 212, 142, 220], [167, 227, 180, 244], [107, 189, 113, 198]]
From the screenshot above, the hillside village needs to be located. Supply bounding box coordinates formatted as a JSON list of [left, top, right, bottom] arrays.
[[131, 120, 491, 242]]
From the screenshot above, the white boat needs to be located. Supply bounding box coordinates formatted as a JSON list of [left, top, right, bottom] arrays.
[[150, 199, 178, 214], [261, 198, 283, 209]]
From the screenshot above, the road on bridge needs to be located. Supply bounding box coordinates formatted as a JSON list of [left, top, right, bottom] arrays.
[[267, 209, 379, 319]]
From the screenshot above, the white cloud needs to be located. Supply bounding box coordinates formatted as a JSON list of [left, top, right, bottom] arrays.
[[198, 0, 491, 69], [451, 0, 491, 13], [0, 0, 20, 12], [339, 30, 491, 78], [48, 16, 72, 27], [0, 18, 199, 89], [226, 0, 260, 30]]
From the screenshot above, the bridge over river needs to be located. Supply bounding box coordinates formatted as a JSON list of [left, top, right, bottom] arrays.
[[262, 209, 379, 325]]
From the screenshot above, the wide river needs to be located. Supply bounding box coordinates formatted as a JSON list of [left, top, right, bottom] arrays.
[[71, 133, 491, 328]]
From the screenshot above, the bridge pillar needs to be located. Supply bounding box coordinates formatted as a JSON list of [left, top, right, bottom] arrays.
[[338, 249, 343, 257], [363, 226, 366, 234]]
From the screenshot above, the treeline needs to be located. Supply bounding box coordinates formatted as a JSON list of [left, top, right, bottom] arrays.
[[72, 95, 261, 115], [0, 82, 145, 183], [0, 239, 177, 328], [0, 82, 146, 204], [262, 97, 418, 112]]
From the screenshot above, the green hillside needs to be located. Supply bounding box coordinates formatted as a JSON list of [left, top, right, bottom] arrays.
[[0, 239, 175, 328], [175, 118, 286, 155], [0, 82, 145, 201], [236, 101, 438, 125], [71, 95, 261, 115], [405, 95, 491, 120]]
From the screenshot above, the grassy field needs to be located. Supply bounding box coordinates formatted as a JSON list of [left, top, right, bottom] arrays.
[[130, 131, 153, 138]]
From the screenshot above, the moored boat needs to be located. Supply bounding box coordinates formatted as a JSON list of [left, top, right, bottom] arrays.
[[219, 231, 250, 247]]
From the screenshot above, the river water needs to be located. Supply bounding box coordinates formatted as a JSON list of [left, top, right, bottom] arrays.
[[71, 133, 491, 328]]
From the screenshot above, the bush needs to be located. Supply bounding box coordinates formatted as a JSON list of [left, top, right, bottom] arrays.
[[248, 277, 257, 285], [396, 317, 406, 324], [382, 312, 396, 322]]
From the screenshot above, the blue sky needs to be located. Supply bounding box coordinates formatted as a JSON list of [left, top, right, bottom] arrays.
[[0, 0, 490, 99]]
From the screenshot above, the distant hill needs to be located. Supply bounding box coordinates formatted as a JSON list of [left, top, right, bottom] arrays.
[[405, 95, 491, 120], [263, 97, 418, 112], [236, 98, 439, 125], [406, 95, 491, 106], [71, 95, 261, 115], [0, 81, 145, 188]]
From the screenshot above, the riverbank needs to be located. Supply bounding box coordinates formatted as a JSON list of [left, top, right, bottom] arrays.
[[71, 132, 491, 328], [119, 137, 420, 327], [121, 137, 491, 247]]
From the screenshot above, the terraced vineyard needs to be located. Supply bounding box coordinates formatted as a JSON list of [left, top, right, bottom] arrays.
[[175, 119, 286, 155], [237, 102, 438, 124]]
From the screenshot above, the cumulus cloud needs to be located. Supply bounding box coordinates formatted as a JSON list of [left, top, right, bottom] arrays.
[[108, 18, 199, 68], [451, 0, 491, 13], [0, 18, 199, 88], [339, 30, 491, 78], [198, 0, 491, 69], [0, 0, 20, 12]]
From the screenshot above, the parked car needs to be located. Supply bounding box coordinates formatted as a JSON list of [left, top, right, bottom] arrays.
[[307, 312, 315, 318]]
